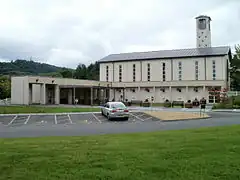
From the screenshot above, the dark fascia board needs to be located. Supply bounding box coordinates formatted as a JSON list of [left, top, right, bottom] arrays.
[[195, 15, 212, 20], [97, 54, 228, 64]]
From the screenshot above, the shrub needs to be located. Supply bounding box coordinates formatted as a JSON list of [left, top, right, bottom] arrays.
[[185, 100, 193, 108], [172, 101, 184, 107], [142, 102, 150, 107], [212, 103, 233, 109], [192, 99, 200, 107], [164, 99, 171, 108], [233, 96, 240, 106]]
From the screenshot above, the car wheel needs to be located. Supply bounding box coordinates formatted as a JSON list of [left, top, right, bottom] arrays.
[[107, 114, 111, 121]]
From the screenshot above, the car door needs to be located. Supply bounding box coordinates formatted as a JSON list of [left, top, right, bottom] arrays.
[[103, 103, 109, 115], [105, 103, 110, 115]]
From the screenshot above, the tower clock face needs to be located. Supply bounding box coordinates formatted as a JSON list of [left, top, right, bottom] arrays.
[[198, 19, 206, 30]]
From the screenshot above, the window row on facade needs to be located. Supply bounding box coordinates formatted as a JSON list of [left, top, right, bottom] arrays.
[[105, 60, 217, 82]]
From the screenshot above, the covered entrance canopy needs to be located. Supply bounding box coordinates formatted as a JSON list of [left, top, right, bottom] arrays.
[[59, 85, 110, 105], [11, 76, 111, 105]]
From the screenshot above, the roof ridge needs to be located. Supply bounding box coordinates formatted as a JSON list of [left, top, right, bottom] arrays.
[[99, 46, 231, 62], [107, 45, 230, 56]]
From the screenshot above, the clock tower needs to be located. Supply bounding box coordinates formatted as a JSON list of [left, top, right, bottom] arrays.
[[196, 15, 212, 48]]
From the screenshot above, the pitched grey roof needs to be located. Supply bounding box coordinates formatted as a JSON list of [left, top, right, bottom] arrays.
[[98, 46, 231, 63]]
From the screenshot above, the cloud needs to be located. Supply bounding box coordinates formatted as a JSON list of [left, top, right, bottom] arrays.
[[0, 0, 239, 68]]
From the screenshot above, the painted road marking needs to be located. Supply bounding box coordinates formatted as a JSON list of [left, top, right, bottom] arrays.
[[54, 115, 57, 124], [92, 113, 102, 123], [24, 115, 31, 125], [67, 114, 73, 124], [8, 115, 18, 126], [130, 113, 144, 121], [144, 117, 153, 121]]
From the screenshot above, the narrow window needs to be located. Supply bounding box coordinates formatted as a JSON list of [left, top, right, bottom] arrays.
[[133, 64, 136, 82], [119, 65, 122, 82], [178, 62, 182, 81], [106, 66, 109, 82], [162, 62, 166, 81], [195, 61, 199, 80], [147, 63, 150, 81], [212, 60, 216, 80]]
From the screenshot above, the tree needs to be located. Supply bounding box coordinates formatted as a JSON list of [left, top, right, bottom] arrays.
[[87, 62, 99, 80], [74, 64, 88, 79], [74, 62, 100, 80], [59, 68, 74, 78], [0, 76, 11, 99], [230, 45, 240, 91]]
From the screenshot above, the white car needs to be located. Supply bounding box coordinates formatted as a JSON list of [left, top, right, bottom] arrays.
[[101, 102, 129, 120]]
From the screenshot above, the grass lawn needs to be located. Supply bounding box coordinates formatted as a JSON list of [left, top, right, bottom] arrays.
[[1, 126, 240, 180], [0, 106, 100, 114]]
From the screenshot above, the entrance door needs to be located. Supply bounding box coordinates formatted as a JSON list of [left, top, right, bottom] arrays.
[[208, 92, 220, 103]]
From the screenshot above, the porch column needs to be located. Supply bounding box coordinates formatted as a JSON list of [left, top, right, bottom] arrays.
[[68, 89, 73, 104], [113, 88, 116, 100], [203, 86, 206, 99], [90, 87, 93, 105], [55, 85, 60, 105], [40, 83, 46, 105], [123, 88, 125, 102], [73, 87, 75, 104], [185, 86, 189, 101], [153, 86, 156, 102], [138, 86, 141, 101], [169, 86, 172, 102]]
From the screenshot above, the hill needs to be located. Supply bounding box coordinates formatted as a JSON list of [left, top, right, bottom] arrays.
[[0, 59, 68, 76]]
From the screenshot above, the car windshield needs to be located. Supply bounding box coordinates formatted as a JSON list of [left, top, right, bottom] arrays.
[[111, 103, 125, 109]]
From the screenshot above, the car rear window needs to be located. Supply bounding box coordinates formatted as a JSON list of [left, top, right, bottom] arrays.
[[111, 103, 125, 109]]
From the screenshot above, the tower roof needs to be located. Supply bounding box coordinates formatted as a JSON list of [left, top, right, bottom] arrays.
[[195, 15, 211, 21]]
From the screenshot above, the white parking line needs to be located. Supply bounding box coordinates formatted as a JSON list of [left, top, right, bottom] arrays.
[[138, 114, 145, 117], [54, 115, 57, 124], [8, 115, 18, 126], [130, 113, 144, 121], [67, 114, 73, 124], [92, 113, 102, 123], [144, 117, 152, 121], [24, 115, 31, 124]]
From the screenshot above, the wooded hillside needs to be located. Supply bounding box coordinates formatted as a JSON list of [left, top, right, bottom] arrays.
[[0, 59, 99, 80]]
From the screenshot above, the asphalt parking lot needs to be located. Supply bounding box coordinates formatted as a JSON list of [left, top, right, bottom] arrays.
[[0, 112, 159, 128], [1, 111, 240, 138]]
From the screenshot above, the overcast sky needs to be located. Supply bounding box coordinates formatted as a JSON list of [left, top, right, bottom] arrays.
[[0, 0, 239, 68]]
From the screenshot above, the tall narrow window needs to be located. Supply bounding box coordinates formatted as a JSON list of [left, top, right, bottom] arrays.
[[195, 61, 199, 80], [178, 62, 182, 81], [133, 64, 136, 82], [212, 60, 216, 80], [106, 66, 109, 82], [119, 65, 122, 82], [162, 62, 166, 81], [147, 63, 150, 81]]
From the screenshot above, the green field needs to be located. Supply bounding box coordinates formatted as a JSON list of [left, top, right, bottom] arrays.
[[1, 125, 240, 180], [0, 106, 100, 114]]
